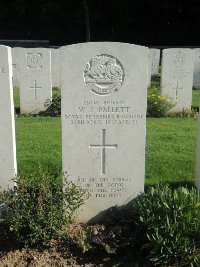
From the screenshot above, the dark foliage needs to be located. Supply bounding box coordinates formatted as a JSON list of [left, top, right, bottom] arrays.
[[0, 0, 200, 45]]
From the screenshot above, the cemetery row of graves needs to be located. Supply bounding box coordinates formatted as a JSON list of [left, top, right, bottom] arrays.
[[9, 46, 200, 115], [0, 43, 200, 266]]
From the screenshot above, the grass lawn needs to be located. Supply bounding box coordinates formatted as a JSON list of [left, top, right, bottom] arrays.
[[192, 88, 200, 107], [15, 116, 198, 186], [16, 117, 61, 177], [146, 118, 198, 186]]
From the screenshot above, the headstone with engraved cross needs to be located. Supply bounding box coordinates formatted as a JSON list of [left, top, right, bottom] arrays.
[[0, 45, 17, 190], [11, 47, 20, 87], [60, 42, 148, 222], [161, 48, 194, 112], [18, 48, 52, 114]]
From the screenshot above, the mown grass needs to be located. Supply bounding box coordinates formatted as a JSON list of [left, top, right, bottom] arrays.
[[16, 117, 61, 177], [13, 86, 20, 110], [15, 117, 198, 186], [146, 118, 198, 186], [192, 88, 200, 108]]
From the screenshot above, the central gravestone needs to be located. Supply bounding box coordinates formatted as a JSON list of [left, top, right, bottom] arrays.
[[60, 42, 148, 222]]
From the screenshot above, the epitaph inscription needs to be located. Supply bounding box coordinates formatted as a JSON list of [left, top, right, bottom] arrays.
[[26, 52, 42, 69], [84, 54, 124, 95]]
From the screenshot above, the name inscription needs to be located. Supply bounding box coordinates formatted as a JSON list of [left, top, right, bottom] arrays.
[[65, 100, 144, 126]]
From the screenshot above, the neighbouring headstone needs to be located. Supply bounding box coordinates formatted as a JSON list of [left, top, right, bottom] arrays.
[[50, 48, 60, 88], [161, 48, 194, 112], [11, 47, 20, 87], [0, 45, 17, 190], [60, 42, 148, 222], [193, 48, 200, 88], [147, 51, 152, 86], [195, 109, 200, 189], [18, 48, 52, 114], [150, 48, 160, 76]]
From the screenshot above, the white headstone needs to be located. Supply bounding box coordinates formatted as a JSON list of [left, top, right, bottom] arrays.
[[0, 45, 17, 190], [11, 47, 20, 87], [161, 48, 194, 112], [147, 51, 152, 86], [150, 48, 160, 76], [193, 48, 200, 88], [18, 48, 52, 114], [60, 42, 148, 222], [50, 48, 60, 88]]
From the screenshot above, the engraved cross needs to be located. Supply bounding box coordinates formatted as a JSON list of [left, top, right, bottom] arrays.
[[89, 129, 118, 175], [29, 80, 42, 100], [173, 82, 182, 102]]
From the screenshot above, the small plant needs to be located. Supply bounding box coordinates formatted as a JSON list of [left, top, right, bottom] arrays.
[[151, 74, 160, 83], [39, 95, 61, 117], [167, 108, 198, 118], [147, 91, 174, 117], [0, 174, 86, 245], [65, 223, 92, 252], [134, 185, 200, 266]]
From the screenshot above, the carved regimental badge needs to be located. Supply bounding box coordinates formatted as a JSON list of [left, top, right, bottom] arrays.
[[26, 52, 42, 69], [84, 54, 124, 95], [173, 50, 185, 67]]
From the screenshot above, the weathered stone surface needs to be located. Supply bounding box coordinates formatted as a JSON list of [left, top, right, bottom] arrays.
[[161, 48, 194, 112], [11, 47, 20, 87], [147, 50, 152, 86], [150, 48, 160, 76], [50, 48, 60, 88], [60, 42, 148, 222], [193, 48, 200, 88], [18, 48, 52, 114], [0, 45, 17, 190]]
